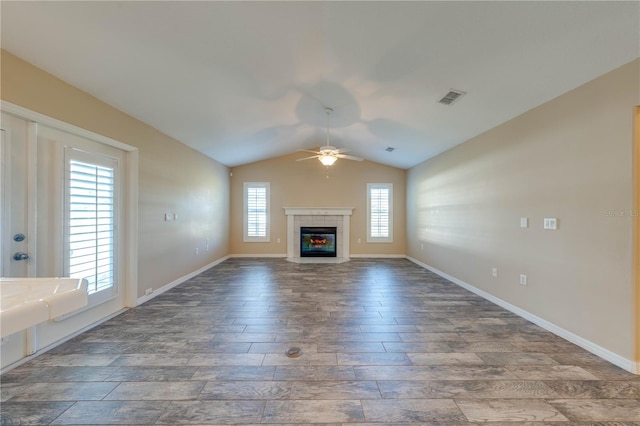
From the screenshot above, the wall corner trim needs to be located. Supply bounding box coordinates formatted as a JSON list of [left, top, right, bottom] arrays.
[[136, 256, 230, 305], [406, 256, 639, 375]]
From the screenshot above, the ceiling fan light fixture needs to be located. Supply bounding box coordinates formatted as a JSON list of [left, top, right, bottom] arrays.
[[319, 154, 337, 166]]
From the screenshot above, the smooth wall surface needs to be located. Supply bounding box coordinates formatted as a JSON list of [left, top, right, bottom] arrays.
[[230, 153, 406, 256], [1, 50, 230, 297], [407, 59, 639, 362]]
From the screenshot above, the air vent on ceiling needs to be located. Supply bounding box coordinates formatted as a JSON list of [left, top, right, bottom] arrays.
[[438, 89, 466, 106], [385, 147, 395, 152]]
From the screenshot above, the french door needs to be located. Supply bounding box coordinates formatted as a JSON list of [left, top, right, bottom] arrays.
[[0, 112, 35, 278], [1, 111, 124, 306]]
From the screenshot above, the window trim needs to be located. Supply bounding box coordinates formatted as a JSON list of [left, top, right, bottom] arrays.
[[243, 182, 270, 243], [64, 147, 121, 306], [367, 183, 393, 243]]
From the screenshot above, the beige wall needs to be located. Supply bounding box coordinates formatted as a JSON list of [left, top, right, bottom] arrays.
[[230, 152, 406, 256], [407, 59, 639, 362], [1, 50, 230, 297]]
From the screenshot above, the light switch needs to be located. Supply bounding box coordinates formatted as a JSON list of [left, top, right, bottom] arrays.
[[520, 217, 528, 228], [543, 218, 557, 230], [520, 274, 527, 286]]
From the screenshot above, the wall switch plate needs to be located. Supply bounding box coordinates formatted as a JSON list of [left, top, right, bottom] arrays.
[[492, 267, 498, 278], [543, 218, 557, 230], [520, 217, 528, 228], [519, 274, 527, 286], [277, 238, 281, 243]]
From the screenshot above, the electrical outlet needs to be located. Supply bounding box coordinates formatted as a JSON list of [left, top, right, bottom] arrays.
[[543, 218, 557, 230], [520, 274, 527, 286], [277, 238, 281, 243], [358, 238, 362, 243], [492, 267, 498, 278]]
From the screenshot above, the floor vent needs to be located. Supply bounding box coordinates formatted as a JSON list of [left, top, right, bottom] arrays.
[[438, 89, 466, 105], [286, 347, 302, 358]]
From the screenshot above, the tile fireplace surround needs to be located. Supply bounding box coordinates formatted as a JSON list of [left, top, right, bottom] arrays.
[[284, 207, 354, 263]]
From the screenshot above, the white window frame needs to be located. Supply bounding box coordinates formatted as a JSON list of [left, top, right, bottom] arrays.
[[243, 182, 270, 242], [367, 183, 393, 243], [64, 147, 121, 306]]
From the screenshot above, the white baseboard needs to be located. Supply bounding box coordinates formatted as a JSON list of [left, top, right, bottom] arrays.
[[136, 255, 230, 305], [349, 254, 407, 258], [407, 256, 639, 375], [228, 253, 287, 258]]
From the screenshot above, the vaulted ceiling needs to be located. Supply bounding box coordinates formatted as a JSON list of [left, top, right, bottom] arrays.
[[2, 1, 638, 169]]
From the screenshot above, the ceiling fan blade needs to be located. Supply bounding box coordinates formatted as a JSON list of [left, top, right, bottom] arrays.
[[336, 154, 364, 161], [334, 147, 351, 154], [297, 149, 321, 154], [296, 155, 321, 161]]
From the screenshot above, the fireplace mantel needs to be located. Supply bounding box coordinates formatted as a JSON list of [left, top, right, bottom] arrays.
[[284, 207, 354, 216], [284, 207, 354, 263]]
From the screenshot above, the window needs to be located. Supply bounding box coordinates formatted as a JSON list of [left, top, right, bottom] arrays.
[[65, 148, 119, 302], [244, 182, 270, 242], [367, 183, 393, 242]]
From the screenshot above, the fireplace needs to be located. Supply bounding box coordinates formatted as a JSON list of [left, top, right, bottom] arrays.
[[284, 207, 353, 263], [300, 227, 337, 257]]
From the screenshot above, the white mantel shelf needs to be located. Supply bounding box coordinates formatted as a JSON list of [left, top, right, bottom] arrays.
[[284, 207, 354, 263], [284, 207, 354, 216]]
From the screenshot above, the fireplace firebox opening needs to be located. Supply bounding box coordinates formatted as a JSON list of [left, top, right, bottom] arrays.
[[300, 227, 337, 257]]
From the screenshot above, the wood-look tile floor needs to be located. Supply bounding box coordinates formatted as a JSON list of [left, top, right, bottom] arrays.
[[1, 258, 639, 425]]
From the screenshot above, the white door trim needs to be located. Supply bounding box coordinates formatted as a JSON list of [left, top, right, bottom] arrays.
[[26, 121, 37, 277]]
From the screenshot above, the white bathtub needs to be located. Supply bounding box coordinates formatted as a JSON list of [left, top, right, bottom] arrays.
[[0, 278, 88, 338]]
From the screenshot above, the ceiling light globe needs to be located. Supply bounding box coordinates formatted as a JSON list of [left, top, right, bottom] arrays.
[[319, 155, 337, 166]]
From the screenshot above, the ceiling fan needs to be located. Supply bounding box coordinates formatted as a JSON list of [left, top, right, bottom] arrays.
[[297, 107, 363, 166]]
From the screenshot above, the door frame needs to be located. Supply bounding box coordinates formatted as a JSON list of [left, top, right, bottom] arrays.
[[634, 106, 640, 373], [0, 126, 5, 277], [1, 101, 139, 307]]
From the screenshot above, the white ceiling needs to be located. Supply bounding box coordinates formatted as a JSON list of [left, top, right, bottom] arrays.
[[2, 1, 638, 169]]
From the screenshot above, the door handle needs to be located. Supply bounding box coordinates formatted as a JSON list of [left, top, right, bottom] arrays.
[[13, 252, 30, 261]]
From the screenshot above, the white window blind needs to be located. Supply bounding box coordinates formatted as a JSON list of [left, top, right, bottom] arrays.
[[367, 183, 393, 242], [244, 182, 270, 242], [66, 154, 117, 295]]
